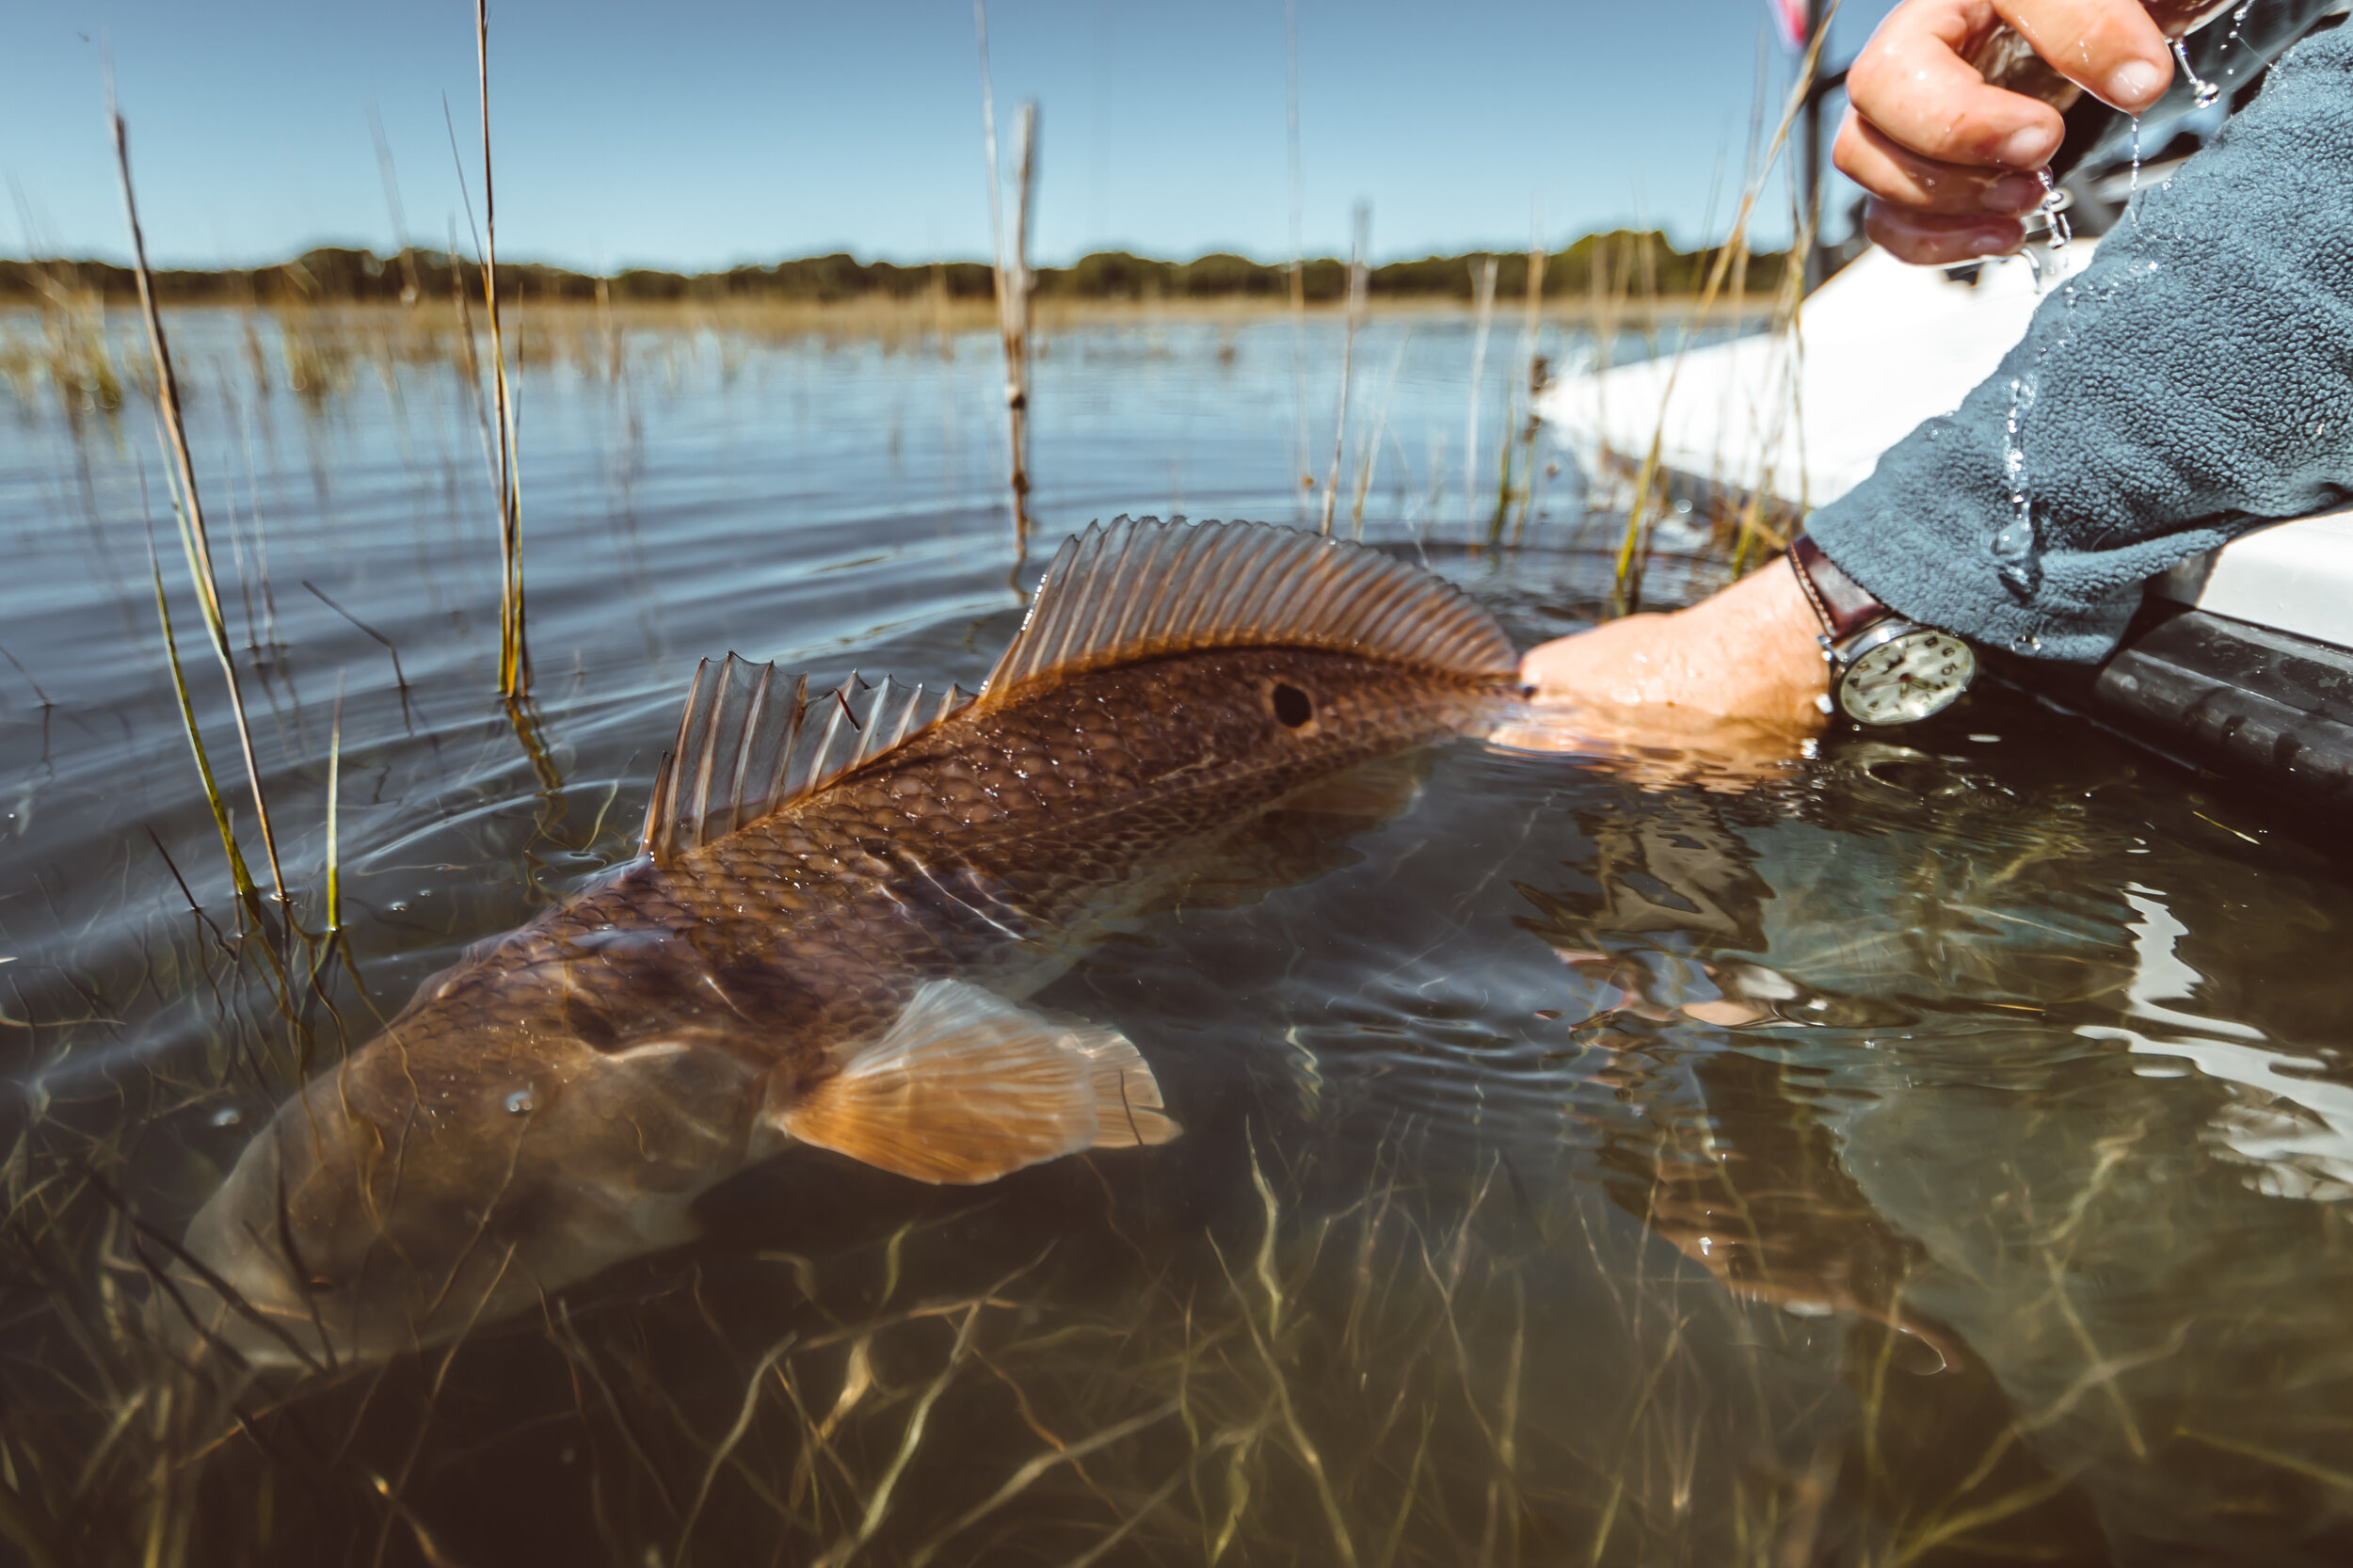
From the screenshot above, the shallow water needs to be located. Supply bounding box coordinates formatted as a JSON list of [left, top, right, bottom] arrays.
[[2, 304, 2350, 1567]]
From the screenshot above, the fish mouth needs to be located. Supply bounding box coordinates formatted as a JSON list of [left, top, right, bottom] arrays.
[[155, 1201, 351, 1373], [161, 1087, 397, 1372]]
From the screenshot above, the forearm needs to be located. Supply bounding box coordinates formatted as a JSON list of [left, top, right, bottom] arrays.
[[1810, 18, 2353, 661]]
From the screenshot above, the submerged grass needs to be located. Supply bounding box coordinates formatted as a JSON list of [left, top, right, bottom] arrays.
[[0, 792, 2185, 1568]]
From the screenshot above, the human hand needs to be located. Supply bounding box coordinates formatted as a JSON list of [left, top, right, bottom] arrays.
[[1833, 0, 2179, 265], [1504, 559, 1830, 774]]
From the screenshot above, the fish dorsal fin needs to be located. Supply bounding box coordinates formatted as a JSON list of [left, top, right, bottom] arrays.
[[978, 516, 1519, 709], [640, 656, 976, 862]]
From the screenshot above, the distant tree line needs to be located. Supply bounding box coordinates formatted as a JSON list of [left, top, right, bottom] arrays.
[[0, 231, 1787, 307]]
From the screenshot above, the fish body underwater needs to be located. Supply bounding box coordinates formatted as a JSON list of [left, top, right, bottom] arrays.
[[176, 518, 1521, 1368]]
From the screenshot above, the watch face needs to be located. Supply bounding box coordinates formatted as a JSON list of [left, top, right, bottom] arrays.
[[1836, 628, 1977, 726]]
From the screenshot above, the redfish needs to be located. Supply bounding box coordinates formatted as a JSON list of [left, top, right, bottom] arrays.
[[175, 517, 1520, 1367]]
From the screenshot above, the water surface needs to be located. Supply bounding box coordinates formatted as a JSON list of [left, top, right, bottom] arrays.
[[2, 303, 2349, 1567]]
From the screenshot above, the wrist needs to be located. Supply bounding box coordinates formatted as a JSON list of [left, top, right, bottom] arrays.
[[1786, 534, 1980, 726], [1687, 556, 1836, 726]]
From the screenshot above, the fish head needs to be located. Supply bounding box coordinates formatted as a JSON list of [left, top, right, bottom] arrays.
[[172, 950, 771, 1368]]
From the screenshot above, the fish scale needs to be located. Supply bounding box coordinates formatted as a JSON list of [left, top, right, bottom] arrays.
[[464, 648, 1493, 1055], [174, 517, 1521, 1366]]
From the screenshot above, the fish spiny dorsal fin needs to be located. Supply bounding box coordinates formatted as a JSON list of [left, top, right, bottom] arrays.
[[640, 656, 976, 863], [977, 516, 1519, 710]]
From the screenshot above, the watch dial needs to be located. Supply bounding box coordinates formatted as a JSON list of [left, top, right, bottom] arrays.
[[1838, 631, 1977, 725]]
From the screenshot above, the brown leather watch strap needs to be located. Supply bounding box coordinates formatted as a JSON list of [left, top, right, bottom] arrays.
[[1787, 534, 1891, 644]]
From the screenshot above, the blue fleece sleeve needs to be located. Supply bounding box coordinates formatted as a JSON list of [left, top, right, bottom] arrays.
[[1806, 19, 2353, 662]]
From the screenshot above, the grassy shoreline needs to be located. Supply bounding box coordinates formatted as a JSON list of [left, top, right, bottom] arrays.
[[1, 233, 1789, 311], [0, 293, 1771, 410]]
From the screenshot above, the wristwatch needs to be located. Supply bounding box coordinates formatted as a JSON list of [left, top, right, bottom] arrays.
[[1786, 534, 1977, 726]]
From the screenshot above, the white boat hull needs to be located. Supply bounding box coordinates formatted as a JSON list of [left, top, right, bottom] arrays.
[[1538, 244, 2353, 655]]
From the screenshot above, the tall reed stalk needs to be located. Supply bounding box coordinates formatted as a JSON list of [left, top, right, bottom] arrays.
[[1610, 3, 1840, 614], [1350, 329, 1411, 538], [1286, 0, 1311, 512], [111, 97, 288, 909], [1319, 202, 1368, 536], [1499, 239, 1546, 546], [477, 0, 528, 698], [1462, 257, 1498, 538], [366, 100, 422, 307], [975, 2, 1035, 563]]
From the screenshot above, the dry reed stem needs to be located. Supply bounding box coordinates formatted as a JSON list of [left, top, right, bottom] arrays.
[[324, 676, 344, 934], [1611, 3, 1840, 615], [1463, 258, 1498, 538], [1350, 330, 1411, 538], [1286, 0, 1310, 509], [112, 102, 289, 909], [476, 0, 528, 698], [145, 544, 257, 902], [1321, 203, 1369, 536], [364, 102, 422, 308], [1506, 238, 1546, 546], [974, 3, 1035, 563]]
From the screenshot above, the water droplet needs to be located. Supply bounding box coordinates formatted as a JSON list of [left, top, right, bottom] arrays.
[[211, 1106, 244, 1128], [504, 1089, 536, 1115], [1993, 509, 2043, 602], [390, 900, 409, 912], [2174, 39, 2221, 108], [2222, 1, 2254, 67], [2126, 118, 2143, 229]]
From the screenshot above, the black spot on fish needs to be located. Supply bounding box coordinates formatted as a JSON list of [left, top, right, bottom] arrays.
[[1273, 683, 1312, 728]]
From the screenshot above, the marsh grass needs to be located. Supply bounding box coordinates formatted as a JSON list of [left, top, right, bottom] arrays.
[[1462, 259, 1499, 536], [111, 97, 289, 913], [1605, 8, 1839, 615], [1486, 240, 1550, 551], [1318, 204, 1369, 537], [0, 265, 124, 418], [0, 293, 1760, 426], [975, 3, 1037, 565], [0, 910, 2187, 1568], [475, 0, 528, 701]]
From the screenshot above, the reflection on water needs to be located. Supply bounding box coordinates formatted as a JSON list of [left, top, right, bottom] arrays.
[[2, 306, 2351, 1565]]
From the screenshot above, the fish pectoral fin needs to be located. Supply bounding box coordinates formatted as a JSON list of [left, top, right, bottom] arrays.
[[777, 979, 1179, 1185]]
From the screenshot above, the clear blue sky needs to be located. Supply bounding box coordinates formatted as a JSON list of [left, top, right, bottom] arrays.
[[5, 0, 1903, 272]]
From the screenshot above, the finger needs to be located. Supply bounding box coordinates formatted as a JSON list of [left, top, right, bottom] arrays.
[[1993, 0, 2173, 112], [1863, 200, 2029, 265], [1833, 110, 2048, 217], [1847, 0, 2071, 169]]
